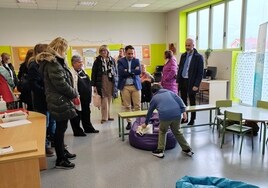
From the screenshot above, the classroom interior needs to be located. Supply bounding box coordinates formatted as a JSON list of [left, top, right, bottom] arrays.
[[0, 0, 268, 187]]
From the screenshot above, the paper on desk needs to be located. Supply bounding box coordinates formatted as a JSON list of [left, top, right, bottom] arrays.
[[0, 146, 14, 155], [0, 119, 32, 128]]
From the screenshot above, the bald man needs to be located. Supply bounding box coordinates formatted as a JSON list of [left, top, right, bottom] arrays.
[[176, 38, 204, 125]]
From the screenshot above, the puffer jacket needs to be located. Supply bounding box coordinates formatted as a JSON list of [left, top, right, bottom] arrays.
[[161, 56, 178, 94], [37, 49, 78, 121]]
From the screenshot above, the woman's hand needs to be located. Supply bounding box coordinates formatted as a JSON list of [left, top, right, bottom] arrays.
[[72, 97, 81, 105]]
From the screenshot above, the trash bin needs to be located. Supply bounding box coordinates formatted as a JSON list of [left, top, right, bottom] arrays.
[[176, 176, 259, 188]]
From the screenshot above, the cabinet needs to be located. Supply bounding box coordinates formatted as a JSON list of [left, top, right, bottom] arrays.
[[201, 80, 229, 105]]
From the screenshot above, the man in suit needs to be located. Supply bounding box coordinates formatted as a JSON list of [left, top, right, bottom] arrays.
[[117, 45, 142, 130], [177, 38, 204, 125]]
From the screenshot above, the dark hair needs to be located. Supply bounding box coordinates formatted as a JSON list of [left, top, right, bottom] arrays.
[[125, 45, 134, 52], [24, 49, 34, 65], [34, 43, 48, 56], [151, 84, 162, 94], [165, 50, 173, 59]]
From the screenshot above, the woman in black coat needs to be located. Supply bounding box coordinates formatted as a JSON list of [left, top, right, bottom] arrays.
[[37, 37, 80, 169]]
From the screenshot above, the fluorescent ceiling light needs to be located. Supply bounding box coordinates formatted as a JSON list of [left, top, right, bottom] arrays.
[[131, 4, 150, 8], [16, 0, 36, 3], [78, 1, 98, 7]]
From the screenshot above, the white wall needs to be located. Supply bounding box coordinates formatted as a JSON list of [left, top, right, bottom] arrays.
[[0, 8, 166, 46]]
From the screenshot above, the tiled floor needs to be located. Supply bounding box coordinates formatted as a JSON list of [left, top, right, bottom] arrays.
[[41, 98, 268, 188]]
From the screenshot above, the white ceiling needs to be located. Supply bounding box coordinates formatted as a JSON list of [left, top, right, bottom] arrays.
[[0, 0, 198, 13]]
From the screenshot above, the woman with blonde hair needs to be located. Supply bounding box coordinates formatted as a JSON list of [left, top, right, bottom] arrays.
[[91, 45, 116, 124], [37, 37, 80, 169]]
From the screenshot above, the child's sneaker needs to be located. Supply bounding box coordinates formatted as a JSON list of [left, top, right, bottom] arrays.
[[182, 149, 194, 157], [152, 149, 164, 158]]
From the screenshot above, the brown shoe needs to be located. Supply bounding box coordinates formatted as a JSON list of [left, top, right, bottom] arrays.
[[46, 148, 54, 157], [101, 120, 106, 124], [108, 118, 114, 121]]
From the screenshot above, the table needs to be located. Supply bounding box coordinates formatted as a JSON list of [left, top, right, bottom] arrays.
[[118, 104, 217, 141], [0, 111, 46, 188], [221, 105, 268, 155]]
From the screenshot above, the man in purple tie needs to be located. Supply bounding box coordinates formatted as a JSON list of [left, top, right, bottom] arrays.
[[176, 38, 204, 125]]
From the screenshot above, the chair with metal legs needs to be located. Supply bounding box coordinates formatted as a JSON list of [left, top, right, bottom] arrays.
[[213, 100, 232, 137], [220, 111, 254, 155]]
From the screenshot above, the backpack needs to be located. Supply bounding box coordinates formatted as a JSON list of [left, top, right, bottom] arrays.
[[244, 120, 259, 136]]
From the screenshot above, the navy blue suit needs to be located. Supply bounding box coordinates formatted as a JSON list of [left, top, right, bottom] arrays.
[[117, 57, 142, 91], [177, 48, 204, 120]]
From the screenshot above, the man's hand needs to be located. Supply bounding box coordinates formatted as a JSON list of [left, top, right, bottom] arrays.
[[141, 123, 147, 129], [182, 112, 187, 122]]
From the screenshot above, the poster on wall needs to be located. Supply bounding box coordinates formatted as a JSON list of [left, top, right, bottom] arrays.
[[132, 45, 150, 65], [134, 46, 143, 61], [82, 48, 97, 57], [85, 57, 94, 69], [82, 48, 97, 69], [18, 47, 29, 61]]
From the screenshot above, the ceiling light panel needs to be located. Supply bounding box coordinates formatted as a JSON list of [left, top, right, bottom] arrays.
[[131, 4, 150, 8], [78, 1, 97, 7], [17, 0, 36, 3]]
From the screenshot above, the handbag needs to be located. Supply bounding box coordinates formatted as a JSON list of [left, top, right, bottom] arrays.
[[92, 90, 101, 109]]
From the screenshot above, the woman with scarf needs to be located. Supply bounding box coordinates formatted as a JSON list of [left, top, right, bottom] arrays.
[[91, 45, 116, 124]]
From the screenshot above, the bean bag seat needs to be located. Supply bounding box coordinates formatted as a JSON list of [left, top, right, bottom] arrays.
[[176, 176, 259, 188], [129, 113, 177, 151]]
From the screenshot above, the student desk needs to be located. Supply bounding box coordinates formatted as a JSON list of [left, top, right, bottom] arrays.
[[222, 105, 268, 155], [0, 111, 46, 188], [118, 104, 217, 141]]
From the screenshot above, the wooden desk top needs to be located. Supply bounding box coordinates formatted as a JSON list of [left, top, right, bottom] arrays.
[[0, 111, 46, 163], [118, 104, 217, 118]]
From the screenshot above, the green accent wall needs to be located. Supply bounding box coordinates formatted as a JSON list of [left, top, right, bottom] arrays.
[[0, 46, 12, 54], [0, 46, 12, 60], [230, 51, 241, 102], [148, 44, 166, 73]]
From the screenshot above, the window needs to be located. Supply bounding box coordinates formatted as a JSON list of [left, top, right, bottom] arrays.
[[226, 0, 242, 49], [245, 0, 268, 51], [197, 8, 209, 50], [187, 12, 197, 41], [211, 3, 225, 49], [186, 0, 243, 50]]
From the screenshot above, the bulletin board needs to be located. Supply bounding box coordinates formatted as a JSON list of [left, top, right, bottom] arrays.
[[133, 45, 150, 66], [71, 46, 99, 70]]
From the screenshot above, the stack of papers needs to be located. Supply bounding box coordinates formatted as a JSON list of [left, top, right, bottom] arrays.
[[0, 119, 31, 128], [0, 146, 14, 155]]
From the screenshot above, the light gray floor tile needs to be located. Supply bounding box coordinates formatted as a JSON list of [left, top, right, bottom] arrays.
[[41, 98, 268, 188]]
